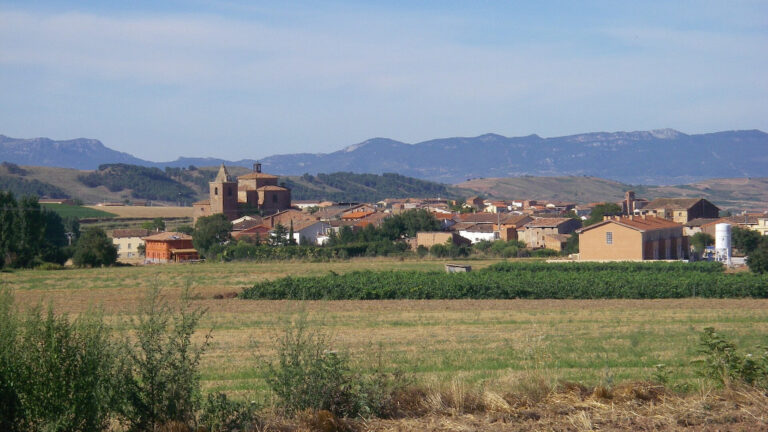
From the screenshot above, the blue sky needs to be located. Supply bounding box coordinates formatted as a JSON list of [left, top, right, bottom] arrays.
[[1, 1, 766, 161]]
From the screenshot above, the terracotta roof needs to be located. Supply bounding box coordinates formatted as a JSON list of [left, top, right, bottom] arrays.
[[456, 213, 499, 223], [450, 222, 480, 231], [292, 220, 327, 231], [257, 185, 288, 191], [341, 211, 375, 220], [238, 172, 278, 180], [232, 218, 263, 231], [524, 217, 573, 228], [643, 198, 704, 210], [111, 229, 150, 238], [143, 232, 193, 241], [684, 218, 720, 227], [193, 200, 210, 205], [460, 224, 495, 233], [500, 215, 532, 226], [578, 216, 681, 233]]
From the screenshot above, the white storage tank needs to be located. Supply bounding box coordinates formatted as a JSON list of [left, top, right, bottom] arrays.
[[715, 223, 732, 265]]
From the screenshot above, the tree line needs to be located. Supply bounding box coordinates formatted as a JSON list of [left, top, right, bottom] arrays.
[[0, 192, 119, 269]]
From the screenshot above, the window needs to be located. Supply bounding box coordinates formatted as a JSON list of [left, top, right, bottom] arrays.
[[227, 187, 232, 197], [128, 243, 132, 249], [606, 231, 613, 244], [214, 187, 218, 195], [273, 194, 278, 203]]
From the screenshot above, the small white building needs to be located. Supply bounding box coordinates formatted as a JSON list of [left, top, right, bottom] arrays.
[[289, 220, 332, 245], [111, 229, 149, 259], [458, 224, 499, 244]]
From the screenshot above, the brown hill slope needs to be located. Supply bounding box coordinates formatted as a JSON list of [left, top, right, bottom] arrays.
[[455, 176, 768, 210]]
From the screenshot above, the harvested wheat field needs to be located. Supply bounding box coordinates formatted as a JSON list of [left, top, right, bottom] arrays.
[[85, 205, 194, 218], [3, 258, 768, 430]]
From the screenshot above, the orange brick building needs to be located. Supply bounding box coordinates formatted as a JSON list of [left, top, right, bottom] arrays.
[[143, 232, 199, 263], [577, 215, 686, 261]]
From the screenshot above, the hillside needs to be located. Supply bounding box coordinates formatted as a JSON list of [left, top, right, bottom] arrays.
[[0, 164, 466, 204], [281, 172, 462, 202], [3, 129, 768, 185], [456, 176, 768, 210]]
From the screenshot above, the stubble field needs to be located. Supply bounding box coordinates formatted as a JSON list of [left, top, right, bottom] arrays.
[[3, 258, 768, 430]]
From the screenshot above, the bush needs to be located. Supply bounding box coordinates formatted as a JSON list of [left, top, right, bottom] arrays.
[[429, 244, 448, 258], [118, 286, 210, 431], [693, 327, 768, 388], [0, 288, 118, 431], [199, 392, 259, 432], [747, 243, 768, 274], [265, 318, 404, 418]]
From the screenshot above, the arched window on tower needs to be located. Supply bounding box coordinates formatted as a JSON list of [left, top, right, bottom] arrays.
[[214, 187, 218, 195], [228, 187, 232, 197]]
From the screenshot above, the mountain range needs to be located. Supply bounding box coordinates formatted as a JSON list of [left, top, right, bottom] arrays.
[[2, 129, 767, 185]]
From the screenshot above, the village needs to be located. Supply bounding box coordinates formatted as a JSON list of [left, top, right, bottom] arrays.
[[109, 164, 768, 265]]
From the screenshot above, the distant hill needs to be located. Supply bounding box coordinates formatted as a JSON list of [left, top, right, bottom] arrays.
[[0, 135, 147, 169], [457, 176, 768, 210], [281, 172, 462, 202], [3, 129, 768, 185], [0, 164, 465, 204]]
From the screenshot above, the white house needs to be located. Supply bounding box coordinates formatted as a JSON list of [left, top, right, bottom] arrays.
[[458, 224, 499, 244], [111, 229, 149, 259], [291, 220, 332, 245]]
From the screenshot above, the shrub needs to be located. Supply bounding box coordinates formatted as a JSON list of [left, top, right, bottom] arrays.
[[0, 288, 118, 432], [17, 308, 118, 432], [429, 244, 448, 258], [747, 242, 768, 274], [265, 318, 405, 418], [118, 286, 210, 431], [693, 327, 768, 388], [199, 392, 259, 432]]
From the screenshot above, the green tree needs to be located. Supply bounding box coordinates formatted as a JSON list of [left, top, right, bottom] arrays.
[[72, 228, 118, 267], [175, 225, 194, 235], [192, 214, 232, 257], [747, 242, 768, 274], [562, 234, 579, 255], [270, 223, 290, 246], [732, 226, 762, 255], [0, 192, 19, 268], [140, 218, 165, 233], [584, 202, 623, 226], [690, 232, 715, 254]]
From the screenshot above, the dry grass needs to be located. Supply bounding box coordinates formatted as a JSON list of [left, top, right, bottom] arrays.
[[85, 205, 193, 218], [3, 258, 768, 430]]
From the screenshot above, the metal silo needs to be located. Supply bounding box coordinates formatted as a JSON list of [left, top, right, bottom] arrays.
[[715, 223, 732, 266]]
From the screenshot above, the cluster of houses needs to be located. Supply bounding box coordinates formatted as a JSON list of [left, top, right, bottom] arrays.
[[108, 165, 768, 263]]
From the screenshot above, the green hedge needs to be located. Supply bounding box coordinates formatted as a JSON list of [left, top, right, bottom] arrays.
[[240, 262, 767, 300]]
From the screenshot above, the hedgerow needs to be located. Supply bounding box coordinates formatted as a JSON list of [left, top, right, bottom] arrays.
[[240, 262, 767, 300]]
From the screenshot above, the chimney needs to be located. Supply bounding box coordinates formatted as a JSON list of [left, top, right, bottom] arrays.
[[254, 162, 262, 173]]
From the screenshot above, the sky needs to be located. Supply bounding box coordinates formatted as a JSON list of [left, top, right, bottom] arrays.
[[1, 1, 766, 161]]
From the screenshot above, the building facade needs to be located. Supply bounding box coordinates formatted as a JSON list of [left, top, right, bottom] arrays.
[[194, 163, 291, 223], [577, 215, 686, 261], [144, 232, 199, 263]]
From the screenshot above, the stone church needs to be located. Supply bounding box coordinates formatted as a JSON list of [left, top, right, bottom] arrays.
[[193, 163, 291, 223]]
